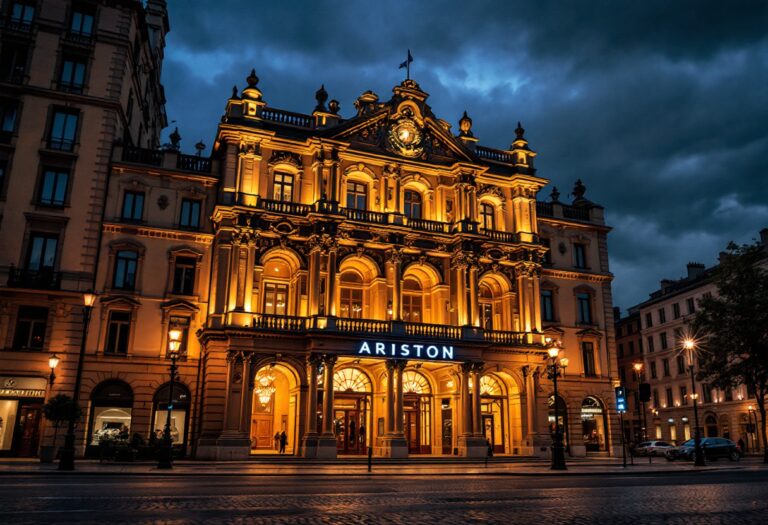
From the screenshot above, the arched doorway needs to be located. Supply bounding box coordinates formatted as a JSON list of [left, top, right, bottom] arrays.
[[151, 382, 190, 455], [333, 367, 372, 455], [480, 375, 506, 454], [548, 395, 569, 451], [402, 370, 432, 454], [581, 397, 607, 452], [705, 414, 718, 437], [86, 380, 133, 457], [250, 364, 299, 455]]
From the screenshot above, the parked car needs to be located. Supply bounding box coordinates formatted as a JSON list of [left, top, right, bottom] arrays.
[[634, 440, 675, 457], [665, 437, 741, 461]]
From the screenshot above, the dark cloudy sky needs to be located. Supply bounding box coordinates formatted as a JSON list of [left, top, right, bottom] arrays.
[[160, 0, 768, 312]]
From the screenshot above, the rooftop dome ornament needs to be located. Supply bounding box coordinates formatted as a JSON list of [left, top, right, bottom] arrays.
[[195, 139, 206, 157], [168, 127, 181, 150], [550, 186, 561, 203], [241, 68, 263, 101], [458, 111, 473, 138], [314, 84, 328, 112], [515, 121, 525, 139], [572, 179, 587, 202], [328, 99, 340, 115], [230, 85, 239, 99]]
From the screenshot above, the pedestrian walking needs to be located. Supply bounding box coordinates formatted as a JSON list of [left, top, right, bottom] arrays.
[[738, 437, 746, 456], [279, 431, 287, 454]]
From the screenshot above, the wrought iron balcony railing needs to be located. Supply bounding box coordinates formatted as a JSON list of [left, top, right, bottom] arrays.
[[6, 267, 62, 290]]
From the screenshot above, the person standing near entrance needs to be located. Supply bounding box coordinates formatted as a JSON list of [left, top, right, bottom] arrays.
[[279, 431, 287, 454], [273, 432, 280, 451]]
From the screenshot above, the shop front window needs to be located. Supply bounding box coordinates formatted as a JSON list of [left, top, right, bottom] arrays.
[[88, 381, 133, 448], [0, 399, 19, 451], [151, 383, 189, 446], [581, 396, 606, 452]]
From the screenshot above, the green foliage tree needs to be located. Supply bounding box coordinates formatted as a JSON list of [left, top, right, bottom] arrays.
[[693, 241, 768, 462], [42, 394, 82, 449]]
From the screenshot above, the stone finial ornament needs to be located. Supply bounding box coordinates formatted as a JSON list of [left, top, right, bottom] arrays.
[[231, 85, 239, 99], [515, 121, 525, 139], [328, 99, 340, 115], [550, 186, 560, 203], [169, 127, 181, 150], [314, 84, 328, 112], [458, 111, 473, 137], [572, 179, 587, 201], [247, 68, 259, 88]]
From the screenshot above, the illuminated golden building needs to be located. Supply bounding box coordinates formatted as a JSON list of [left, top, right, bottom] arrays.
[[0, 2, 620, 459]]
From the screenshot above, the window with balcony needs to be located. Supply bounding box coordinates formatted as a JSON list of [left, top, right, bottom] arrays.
[[541, 289, 555, 322], [346, 181, 367, 210], [576, 293, 592, 324], [582, 342, 596, 376], [403, 190, 422, 219], [113, 250, 138, 290], [272, 172, 293, 202], [9, 2, 34, 30], [26, 232, 58, 271], [58, 55, 86, 93], [12, 306, 48, 350], [37, 167, 69, 206], [479, 283, 494, 330], [121, 191, 144, 221], [105, 311, 131, 354], [573, 243, 587, 269], [339, 271, 363, 319], [48, 109, 79, 151], [263, 282, 288, 315], [0, 44, 28, 83], [179, 198, 201, 229], [172, 257, 196, 295], [480, 202, 495, 230], [402, 277, 422, 322], [0, 99, 18, 142], [70, 7, 95, 38]]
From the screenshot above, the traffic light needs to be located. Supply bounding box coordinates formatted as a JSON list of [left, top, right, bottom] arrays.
[[615, 386, 627, 413]]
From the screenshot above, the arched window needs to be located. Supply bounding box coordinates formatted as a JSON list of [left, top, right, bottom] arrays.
[[581, 396, 607, 451], [339, 271, 363, 319], [402, 277, 422, 322], [273, 171, 294, 202], [480, 202, 495, 230], [404, 190, 422, 219], [333, 368, 372, 393], [88, 380, 133, 447], [346, 181, 367, 210], [402, 370, 431, 394], [262, 258, 292, 315], [480, 375, 504, 396], [705, 414, 718, 437], [152, 382, 190, 447], [479, 283, 494, 330]]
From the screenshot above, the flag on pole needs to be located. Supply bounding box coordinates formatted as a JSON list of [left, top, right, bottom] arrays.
[[399, 49, 413, 69]]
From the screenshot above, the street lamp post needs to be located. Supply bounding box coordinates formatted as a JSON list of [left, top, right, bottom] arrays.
[[48, 353, 60, 386], [683, 339, 706, 467], [632, 362, 651, 464], [546, 339, 568, 471], [58, 292, 96, 471], [157, 328, 182, 469], [748, 406, 760, 454]]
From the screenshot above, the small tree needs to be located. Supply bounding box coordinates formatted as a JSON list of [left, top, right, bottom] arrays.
[[693, 241, 768, 463], [42, 394, 82, 449]]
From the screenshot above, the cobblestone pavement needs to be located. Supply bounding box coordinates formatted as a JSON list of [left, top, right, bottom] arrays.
[[1, 470, 766, 524]]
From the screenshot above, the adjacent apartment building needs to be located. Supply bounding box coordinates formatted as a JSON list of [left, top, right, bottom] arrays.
[[0, 1, 621, 460]]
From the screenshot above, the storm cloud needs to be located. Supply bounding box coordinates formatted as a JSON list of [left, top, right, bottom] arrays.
[[160, 0, 768, 311]]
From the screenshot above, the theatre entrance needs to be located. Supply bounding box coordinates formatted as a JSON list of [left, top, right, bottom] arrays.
[[334, 396, 368, 454], [402, 370, 432, 454]]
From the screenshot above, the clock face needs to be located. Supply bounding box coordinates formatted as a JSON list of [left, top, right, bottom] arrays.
[[388, 118, 423, 158]]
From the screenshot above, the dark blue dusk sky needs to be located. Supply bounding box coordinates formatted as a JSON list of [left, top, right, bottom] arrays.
[[160, 0, 768, 312]]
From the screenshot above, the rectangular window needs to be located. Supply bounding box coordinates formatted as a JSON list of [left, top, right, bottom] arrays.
[[617, 343, 624, 359], [70, 8, 94, 37], [658, 308, 666, 324], [702, 384, 712, 404], [660, 332, 668, 350], [0, 99, 19, 140], [263, 282, 288, 315], [647, 335, 655, 353], [652, 389, 660, 408], [48, 109, 79, 151], [168, 316, 190, 357], [172, 257, 196, 295], [113, 251, 138, 290], [666, 388, 673, 407], [273, 172, 293, 202], [662, 358, 670, 377], [650, 361, 657, 379], [121, 191, 144, 221], [38, 167, 69, 206], [26, 232, 58, 271], [686, 297, 695, 314], [573, 243, 587, 268], [105, 311, 131, 354], [59, 56, 87, 93], [582, 342, 596, 376], [576, 293, 592, 324], [12, 306, 48, 350], [541, 290, 554, 322], [346, 181, 367, 210], [680, 386, 688, 406], [645, 312, 653, 328], [9, 2, 34, 29], [628, 341, 635, 355], [480, 203, 495, 230], [179, 199, 201, 229], [0, 43, 28, 83], [672, 303, 681, 319], [676, 355, 686, 375]]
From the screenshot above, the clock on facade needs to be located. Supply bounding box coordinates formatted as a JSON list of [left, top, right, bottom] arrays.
[[387, 117, 424, 158]]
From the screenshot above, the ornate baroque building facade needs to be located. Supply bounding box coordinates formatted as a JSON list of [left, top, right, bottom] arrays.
[[0, 2, 620, 460]]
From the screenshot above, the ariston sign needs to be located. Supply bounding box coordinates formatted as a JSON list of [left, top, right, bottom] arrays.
[[357, 341, 455, 361]]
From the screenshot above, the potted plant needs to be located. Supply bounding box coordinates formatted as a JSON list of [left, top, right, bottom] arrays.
[[40, 394, 82, 463]]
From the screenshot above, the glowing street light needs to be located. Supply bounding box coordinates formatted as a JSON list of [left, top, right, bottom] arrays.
[[682, 338, 705, 467], [546, 338, 567, 470]]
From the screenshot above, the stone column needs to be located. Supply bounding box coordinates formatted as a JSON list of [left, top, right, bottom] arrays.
[[307, 245, 322, 317], [381, 359, 408, 458], [243, 241, 257, 313], [460, 362, 473, 437], [215, 351, 252, 460], [394, 360, 407, 435], [301, 353, 322, 457], [227, 239, 242, 312], [471, 363, 484, 438], [388, 250, 403, 321], [324, 245, 338, 317], [458, 362, 486, 457], [316, 354, 338, 458], [468, 264, 479, 328], [386, 360, 396, 434]]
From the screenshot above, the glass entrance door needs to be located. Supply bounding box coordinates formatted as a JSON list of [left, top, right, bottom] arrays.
[[405, 401, 420, 454], [334, 396, 367, 455], [16, 403, 42, 457]]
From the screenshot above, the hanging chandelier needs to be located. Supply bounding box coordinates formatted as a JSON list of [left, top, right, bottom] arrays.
[[255, 367, 276, 406]]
